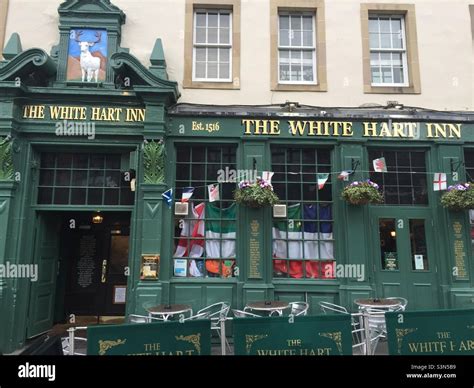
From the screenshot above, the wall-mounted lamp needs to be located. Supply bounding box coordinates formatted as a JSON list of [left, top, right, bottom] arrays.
[[281, 101, 300, 112], [390, 231, 396, 238], [92, 212, 104, 224]]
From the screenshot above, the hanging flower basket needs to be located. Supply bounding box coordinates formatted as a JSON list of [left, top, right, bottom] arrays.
[[440, 183, 474, 211], [341, 180, 384, 205], [234, 177, 279, 208]]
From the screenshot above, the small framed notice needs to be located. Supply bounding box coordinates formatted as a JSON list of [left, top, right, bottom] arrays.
[[414, 255, 424, 270], [140, 254, 160, 280], [113, 285, 127, 304]]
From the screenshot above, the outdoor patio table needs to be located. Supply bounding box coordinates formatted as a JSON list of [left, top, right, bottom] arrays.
[[245, 301, 290, 316], [354, 298, 401, 310], [146, 304, 193, 321]]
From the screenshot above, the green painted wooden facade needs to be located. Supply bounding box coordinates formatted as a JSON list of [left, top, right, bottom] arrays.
[[0, 0, 473, 354]]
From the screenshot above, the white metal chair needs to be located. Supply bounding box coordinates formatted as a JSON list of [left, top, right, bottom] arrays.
[[386, 297, 408, 311], [363, 308, 387, 355], [289, 301, 309, 316], [197, 302, 231, 354], [127, 314, 164, 323], [232, 309, 261, 318], [62, 326, 88, 355], [181, 311, 210, 321], [319, 301, 349, 314]]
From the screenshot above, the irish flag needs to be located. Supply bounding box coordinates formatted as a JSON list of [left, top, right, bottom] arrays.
[[205, 203, 236, 276]]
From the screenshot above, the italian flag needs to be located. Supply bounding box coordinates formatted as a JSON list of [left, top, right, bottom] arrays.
[[205, 203, 236, 275]]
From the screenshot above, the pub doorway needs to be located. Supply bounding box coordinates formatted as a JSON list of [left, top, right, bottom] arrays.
[[27, 211, 131, 338]]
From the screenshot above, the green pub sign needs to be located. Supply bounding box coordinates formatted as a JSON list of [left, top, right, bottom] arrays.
[[386, 309, 474, 355], [233, 315, 352, 356], [87, 321, 211, 356]]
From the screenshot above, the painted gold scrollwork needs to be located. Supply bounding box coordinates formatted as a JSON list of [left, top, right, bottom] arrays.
[[245, 334, 268, 355], [319, 331, 343, 355], [395, 328, 418, 354], [98, 339, 127, 355], [176, 333, 201, 354]]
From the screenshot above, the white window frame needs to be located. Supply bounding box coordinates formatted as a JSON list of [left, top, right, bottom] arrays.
[[278, 11, 317, 85], [192, 9, 233, 82], [369, 14, 409, 87]]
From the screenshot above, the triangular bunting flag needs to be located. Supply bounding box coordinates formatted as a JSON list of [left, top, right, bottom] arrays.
[[162, 188, 173, 208], [181, 187, 194, 202], [317, 173, 329, 190], [208, 183, 220, 202], [337, 170, 352, 181], [433, 173, 447, 191], [373, 157, 388, 173], [262, 171, 274, 184]]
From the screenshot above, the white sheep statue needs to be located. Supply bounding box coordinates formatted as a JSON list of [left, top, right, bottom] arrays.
[[74, 31, 102, 83]]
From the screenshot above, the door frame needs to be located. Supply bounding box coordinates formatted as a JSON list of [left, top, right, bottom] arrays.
[[369, 206, 441, 308]]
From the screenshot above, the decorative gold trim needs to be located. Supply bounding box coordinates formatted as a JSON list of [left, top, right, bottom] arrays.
[[245, 334, 268, 355], [176, 333, 202, 354], [319, 331, 343, 355], [98, 339, 127, 355], [395, 328, 418, 354]]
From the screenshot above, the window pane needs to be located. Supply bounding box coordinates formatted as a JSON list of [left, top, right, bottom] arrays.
[[393, 67, 404, 84], [379, 219, 398, 270], [280, 29, 289, 46], [410, 220, 429, 270], [280, 49, 289, 62], [392, 32, 403, 48], [195, 47, 206, 62], [369, 33, 379, 49], [371, 67, 381, 83], [370, 52, 380, 66], [291, 29, 302, 46], [40, 170, 54, 186], [380, 18, 390, 32], [280, 15, 289, 29], [219, 27, 230, 44], [220, 48, 230, 62], [303, 66, 313, 81], [220, 13, 230, 28], [380, 52, 391, 66], [196, 12, 206, 27], [382, 67, 392, 83], [291, 15, 302, 30], [208, 13, 218, 27], [195, 27, 206, 43], [219, 63, 230, 79], [369, 18, 379, 33], [207, 63, 218, 78], [280, 64, 290, 81], [195, 62, 206, 78], [391, 18, 402, 34], [208, 27, 218, 43], [302, 31, 313, 47], [380, 33, 391, 48], [208, 48, 218, 62], [392, 53, 403, 66], [302, 16, 312, 30]]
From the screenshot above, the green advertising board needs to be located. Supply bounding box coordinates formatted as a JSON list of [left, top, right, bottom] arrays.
[[233, 315, 352, 356], [87, 320, 211, 355], [386, 309, 474, 355]]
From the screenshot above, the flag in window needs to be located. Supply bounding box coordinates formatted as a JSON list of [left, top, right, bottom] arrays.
[[433, 173, 447, 191], [262, 171, 274, 184], [208, 183, 220, 203], [181, 187, 195, 202], [162, 188, 173, 208], [317, 173, 329, 190], [373, 157, 388, 172]]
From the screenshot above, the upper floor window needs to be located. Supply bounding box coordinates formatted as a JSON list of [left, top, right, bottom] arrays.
[[278, 13, 316, 84], [369, 15, 408, 86], [193, 9, 232, 82]]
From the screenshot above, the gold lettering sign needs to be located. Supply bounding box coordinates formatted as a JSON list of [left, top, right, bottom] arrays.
[[242, 120, 463, 139], [22, 104, 146, 123]]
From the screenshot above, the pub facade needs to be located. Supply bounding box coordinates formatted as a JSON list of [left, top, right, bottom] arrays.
[[0, 0, 473, 353]]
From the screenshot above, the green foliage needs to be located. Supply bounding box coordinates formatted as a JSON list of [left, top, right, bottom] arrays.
[[341, 180, 384, 205], [143, 140, 165, 184], [440, 183, 474, 211], [234, 178, 279, 208], [0, 138, 14, 181]]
